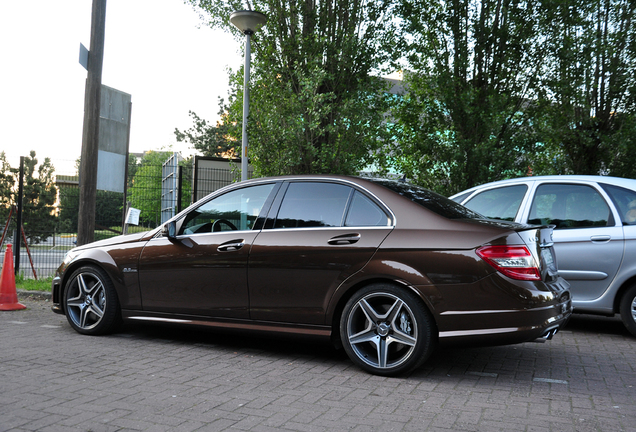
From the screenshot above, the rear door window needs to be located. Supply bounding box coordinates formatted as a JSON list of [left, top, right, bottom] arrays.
[[463, 185, 528, 221], [528, 184, 612, 229], [274, 182, 352, 228]]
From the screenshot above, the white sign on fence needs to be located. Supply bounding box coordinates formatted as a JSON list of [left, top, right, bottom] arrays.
[[125, 207, 141, 226]]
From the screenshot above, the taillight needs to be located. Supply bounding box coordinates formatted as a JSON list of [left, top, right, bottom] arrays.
[[476, 245, 541, 281]]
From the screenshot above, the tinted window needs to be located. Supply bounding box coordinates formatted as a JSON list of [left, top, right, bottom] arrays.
[[601, 183, 636, 225], [181, 183, 275, 234], [370, 179, 483, 219], [345, 191, 390, 226], [464, 185, 528, 221], [275, 182, 351, 228], [528, 184, 611, 229]]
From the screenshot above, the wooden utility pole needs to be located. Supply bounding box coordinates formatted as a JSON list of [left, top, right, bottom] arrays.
[[78, 0, 107, 246]]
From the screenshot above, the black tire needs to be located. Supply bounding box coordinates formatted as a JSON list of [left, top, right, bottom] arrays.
[[339, 283, 435, 376], [619, 284, 636, 337], [63, 265, 122, 335]]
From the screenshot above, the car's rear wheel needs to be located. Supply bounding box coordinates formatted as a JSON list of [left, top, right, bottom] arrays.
[[619, 284, 636, 337], [63, 266, 121, 335], [340, 284, 435, 376]]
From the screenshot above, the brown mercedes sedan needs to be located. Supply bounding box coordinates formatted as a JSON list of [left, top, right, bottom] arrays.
[[52, 176, 571, 376]]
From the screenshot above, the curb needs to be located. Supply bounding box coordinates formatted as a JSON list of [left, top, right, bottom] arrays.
[[17, 290, 52, 301]]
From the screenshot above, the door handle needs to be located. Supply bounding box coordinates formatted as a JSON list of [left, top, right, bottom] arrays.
[[328, 234, 361, 245], [590, 235, 611, 243], [217, 240, 245, 252]]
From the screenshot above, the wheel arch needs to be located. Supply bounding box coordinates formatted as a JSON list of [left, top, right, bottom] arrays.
[[613, 274, 636, 313], [328, 277, 439, 347], [61, 260, 124, 335], [59, 254, 125, 308]]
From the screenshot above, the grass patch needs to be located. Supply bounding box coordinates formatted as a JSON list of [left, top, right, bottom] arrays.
[[15, 275, 53, 292]]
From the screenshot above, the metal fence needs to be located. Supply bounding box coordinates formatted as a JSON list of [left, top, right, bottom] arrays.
[[3, 157, 235, 279]]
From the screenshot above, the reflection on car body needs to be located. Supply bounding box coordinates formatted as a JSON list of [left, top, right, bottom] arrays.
[[52, 175, 571, 376], [451, 175, 636, 337]]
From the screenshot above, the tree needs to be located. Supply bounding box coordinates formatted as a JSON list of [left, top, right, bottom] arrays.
[[174, 108, 236, 158], [0, 151, 57, 244], [58, 155, 127, 234], [0, 152, 16, 231], [392, 0, 636, 193], [535, 0, 636, 176], [59, 188, 123, 233], [22, 152, 58, 243], [127, 151, 192, 228], [390, 0, 548, 195], [187, 0, 399, 176], [128, 151, 170, 228]]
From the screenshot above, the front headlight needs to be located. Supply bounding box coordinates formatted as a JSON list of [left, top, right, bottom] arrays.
[[58, 248, 79, 275], [63, 250, 76, 265]]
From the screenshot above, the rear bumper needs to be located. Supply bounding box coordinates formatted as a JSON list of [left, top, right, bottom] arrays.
[[431, 275, 572, 347]]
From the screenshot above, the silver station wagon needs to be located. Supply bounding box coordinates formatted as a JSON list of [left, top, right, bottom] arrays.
[[451, 175, 636, 336]]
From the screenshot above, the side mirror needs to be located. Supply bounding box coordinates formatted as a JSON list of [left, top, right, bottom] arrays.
[[162, 221, 177, 239]]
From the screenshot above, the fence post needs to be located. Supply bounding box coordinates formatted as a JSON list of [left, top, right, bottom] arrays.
[[177, 166, 183, 214], [13, 156, 24, 275]]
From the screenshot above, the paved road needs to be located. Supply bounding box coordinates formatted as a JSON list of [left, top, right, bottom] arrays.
[[2, 246, 69, 279], [3, 234, 77, 279], [1, 296, 635, 432]]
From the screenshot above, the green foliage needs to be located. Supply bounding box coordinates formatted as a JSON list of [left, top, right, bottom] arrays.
[[0, 152, 16, 228], [21, 152, 58, 243], [174, 108, 235, 157], [186, 0, 636, 192], [128, 151, 171, 227], [15, 275, 53, 292], [127, 151, 192, 228], [605, 117, 636, 178], [0, 151, 57, 244], [188, 0, 399, 176], [58, 188, 123, 233], [58, 155, 126, 233], [534, 0, 636, 176], [57, 187, 79, 233], [391, 0, 547, 195]]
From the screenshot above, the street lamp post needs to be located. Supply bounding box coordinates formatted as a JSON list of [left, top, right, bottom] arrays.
[[230, 10, 267, 182]]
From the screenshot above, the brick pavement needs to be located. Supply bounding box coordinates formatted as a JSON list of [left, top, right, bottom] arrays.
[[0, 295, 635, 432]]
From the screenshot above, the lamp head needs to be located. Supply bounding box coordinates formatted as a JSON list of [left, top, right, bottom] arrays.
[[230, 10, 267, 35]]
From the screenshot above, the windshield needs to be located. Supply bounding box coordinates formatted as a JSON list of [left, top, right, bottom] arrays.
[[369, 179, 484, 220]]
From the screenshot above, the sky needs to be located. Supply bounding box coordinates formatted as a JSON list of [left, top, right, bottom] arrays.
[[0, 0, 241, 174]]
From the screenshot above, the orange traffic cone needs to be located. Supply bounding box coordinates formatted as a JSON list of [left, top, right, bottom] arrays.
[[0, 245, 26, 311]]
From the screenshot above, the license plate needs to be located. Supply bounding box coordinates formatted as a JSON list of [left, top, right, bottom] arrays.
[[541, 248, 555, 268]]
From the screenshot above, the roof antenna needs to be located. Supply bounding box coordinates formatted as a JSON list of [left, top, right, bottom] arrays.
[[399, 174, 407, 183]]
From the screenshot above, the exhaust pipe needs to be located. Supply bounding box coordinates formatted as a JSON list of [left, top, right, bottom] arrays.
[[532, 328, 558, 343]]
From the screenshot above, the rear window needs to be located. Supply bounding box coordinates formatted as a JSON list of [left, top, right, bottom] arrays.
[[274, 182, 350, 228], [600, 183, 636, 225], [463, 185, 528, 221], [370, 179, 483, 220]]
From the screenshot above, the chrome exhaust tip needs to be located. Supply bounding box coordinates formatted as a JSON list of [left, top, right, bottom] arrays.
[[532, 328, 558, 343]]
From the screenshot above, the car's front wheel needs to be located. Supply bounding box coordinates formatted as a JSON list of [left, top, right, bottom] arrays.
[[620, 284, 636, 337], [340, 284, 435, 376], [63, 266, 122, 335]]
